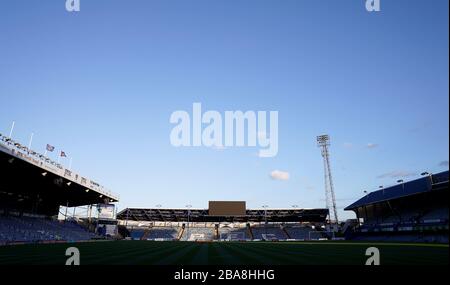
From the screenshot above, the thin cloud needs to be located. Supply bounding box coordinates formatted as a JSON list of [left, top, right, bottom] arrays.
[[439, 160, 449, 167], [377, 171, 417, 179], [367, 143, 379, 149], [270, 170, 290, 181], [343, 142, 353, 149]]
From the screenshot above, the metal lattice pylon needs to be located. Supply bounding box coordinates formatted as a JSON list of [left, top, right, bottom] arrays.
[[317, 135, 339, 225]]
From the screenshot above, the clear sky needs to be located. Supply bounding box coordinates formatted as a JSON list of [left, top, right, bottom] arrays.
[[0, 0, 448, 220]]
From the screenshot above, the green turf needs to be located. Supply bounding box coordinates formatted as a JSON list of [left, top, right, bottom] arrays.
[[0, 241, 448, 265]]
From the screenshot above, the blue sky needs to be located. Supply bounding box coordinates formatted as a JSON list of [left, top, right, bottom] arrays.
[[0, 0, 448, 220]]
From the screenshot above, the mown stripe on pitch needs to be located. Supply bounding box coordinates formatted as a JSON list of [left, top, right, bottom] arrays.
[[207, 243, 226, 264], [180, 243, 210, 265], [240, 243, 319, 265], [206, 243, 238, 264], [72, 241, 154, 264], [152, 242, 200, 265], [229, 243, 313, 265], [109, 241, 191, 265], [212, 242, 271, 265], [85, 241, 189, 264], [0, 243, 68, 265], [253, 243, 364, 264], [132, 242, 196, 265]]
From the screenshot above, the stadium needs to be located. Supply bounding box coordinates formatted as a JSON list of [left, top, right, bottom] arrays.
[[0, 133, 448, 266]]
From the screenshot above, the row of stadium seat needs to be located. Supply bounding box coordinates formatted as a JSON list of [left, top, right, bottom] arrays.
[[360, 211, 448, 233], [285, 226, 319, 240], [352, 233, 448, 243], [219, 227, 250, 241], [0, 216, 98, 244], [251, 227, 286, 240], [128, 227, 180, 240], [181, 227, 214, 241], [147, 227, 179, 240], [126, 225, 320, 241]]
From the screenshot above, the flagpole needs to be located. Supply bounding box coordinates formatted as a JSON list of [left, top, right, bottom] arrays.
[[28, 133, 34, 150], [69, 158, 73, 170], [8, 121, 15, 139]]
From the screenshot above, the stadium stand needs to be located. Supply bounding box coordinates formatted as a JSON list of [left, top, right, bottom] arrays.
[[181, 227, 214, 241], [219, 226, 251, 241], [284, 225, 316, 240], [117, 208, 328, 223], [345, 170, 449, 243], [117, 207, 330, 241], [148, 227, 180, 240], [0, 215, 97, 244], [251, 225, 287, 240], [129, 228, 146, 240], [0, 133, 119, 244]]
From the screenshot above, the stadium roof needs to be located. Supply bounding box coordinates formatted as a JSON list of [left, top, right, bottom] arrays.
[[345, 170, 449, 211], [0, 134, 119, 213], [117, 208, 329, 223]]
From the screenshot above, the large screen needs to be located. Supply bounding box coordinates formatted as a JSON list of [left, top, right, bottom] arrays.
[[97, 204, 115, 219], [208, 201, 246, 216]]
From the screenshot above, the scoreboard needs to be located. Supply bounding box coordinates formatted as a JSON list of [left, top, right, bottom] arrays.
[[97, 203, 115, 219], [209, 201, 246, 216]]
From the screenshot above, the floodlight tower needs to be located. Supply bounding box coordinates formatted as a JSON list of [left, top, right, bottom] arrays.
[[317, 134, 339, 227]]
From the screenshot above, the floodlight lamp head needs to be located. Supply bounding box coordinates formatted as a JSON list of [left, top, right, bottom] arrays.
[[317, 134, 330, 146]]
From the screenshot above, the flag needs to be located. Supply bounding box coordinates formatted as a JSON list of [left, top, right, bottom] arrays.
[[60, 151, 67, 157], [46, 144, 55, 152]]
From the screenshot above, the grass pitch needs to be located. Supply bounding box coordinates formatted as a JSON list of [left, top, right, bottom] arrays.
[[0, 241, 448, 265]]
